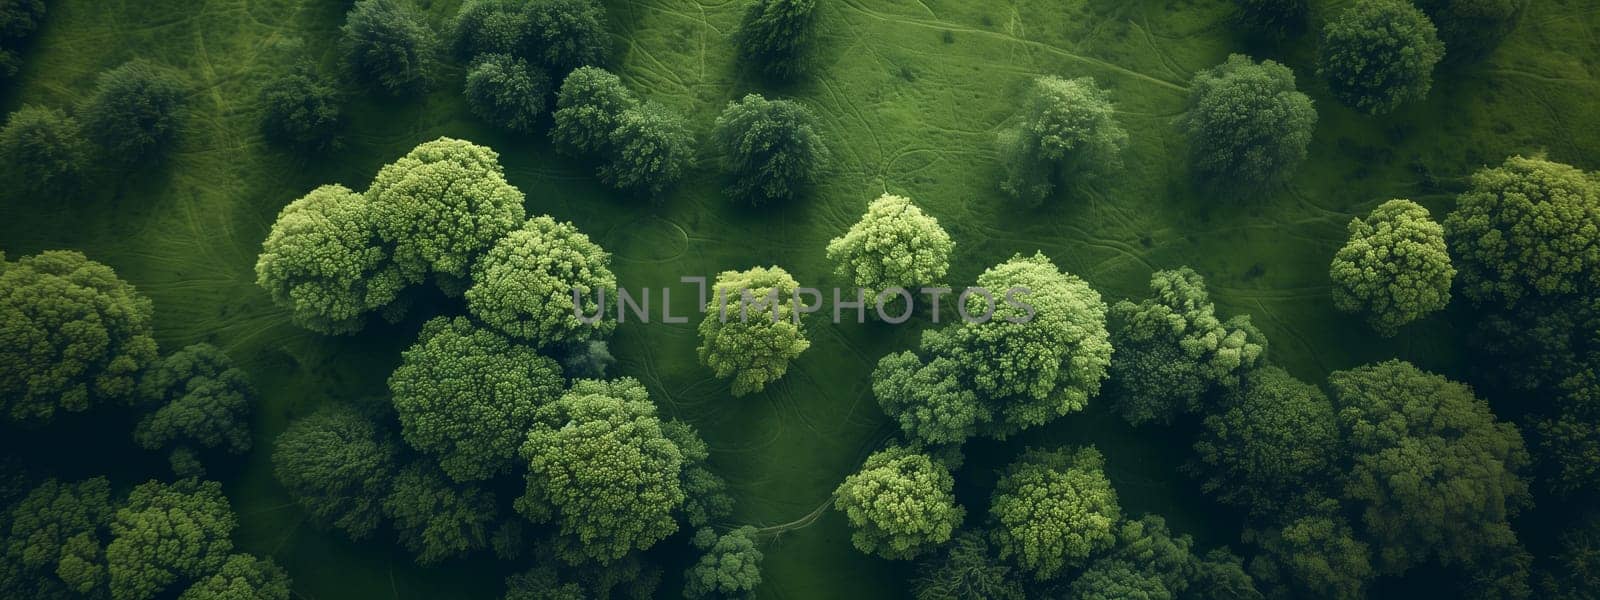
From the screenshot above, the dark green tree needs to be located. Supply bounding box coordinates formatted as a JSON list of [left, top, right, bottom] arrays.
[[524, 0, 611, 74], [1536, 513, 1600, 599], [452, 0, 529, 58], [0, 0, 45, 78], [465, 53, 551, 133], [1178, 54, 1316, 189], [873, 351, 983, 445], [1318, 0, 1445, 114], [551, 66, 637, 155], [1067, 515, 1202, 597], [600, 101, 694, 196], [106, 479, 236, 600], [341, 0, 438, 95], [0, 105, 89, 193], [135, 343, 255, 464], [683, 527, 763, 600], [989, 447, 1120, 580], [383, 462, 498, 565], [258, 65, 343, 153], [661, 420, 735, 528], [997, 76, 1128, 205], [733, 0, 818, 80], [1414, 0, 1524, 61], [1190, 366, 1339, 519], [834, 445, 965, 560], [177, 554, 290, 600], [271, 405, 399, 540], [711, 93, 828, 205], [909, 531, 1025, 600], [505, 545, 661, 599], [79, 61, 187, 165], [1245, 500, 1374, 600], [1233, 0, 1307, 39], [2, 478, 114, 597]]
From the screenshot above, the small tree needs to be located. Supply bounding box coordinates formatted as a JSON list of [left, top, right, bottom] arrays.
[[997, 76, 1128, 205], [989, 447, 1120, 580], [909, 531, 1026, 600], [525, 0, 611, 74], [600, 101, 695, 196], [834, 445, 965, 560], [465, 53, 551, 133], [271, 405, 399, 540], [1318, 0, 1445, 115], [466, 216, 617, 347], [177, 554, 291, 600], [79, 61, 186, 165], [683, 527, 763, 600], [826, 193, 954, 299], [1233, 0, 1308, 39], [341, 0, 439, 95], [712, 94, 828, 205], [696, 266, 812, 397], [451, 0, 529, 58], [1245, 500, 1374, 600], [0, 105, 89, 193], [259, 65, 343, 152], [551, 66, 638, 156], [1191, 367, 1339, 519], [733, 0, 818, 80], [1413, 0, 1523, 62], [383, 462, 498, 565], [1330, 199, 1454, 335], [0, 0, 45, 78], [254, 184, 405, 334], [1179, 54, 1316, 190], [134, 343, 256, 466]]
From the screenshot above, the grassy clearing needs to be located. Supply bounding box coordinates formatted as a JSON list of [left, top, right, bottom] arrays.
[[2, 0, 1598, 598]]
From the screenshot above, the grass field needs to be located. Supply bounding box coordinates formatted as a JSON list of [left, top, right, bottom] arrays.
[[3, 0, 1599, 597]]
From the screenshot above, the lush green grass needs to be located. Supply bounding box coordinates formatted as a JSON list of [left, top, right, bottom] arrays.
[[2, 0, 1599, 598]]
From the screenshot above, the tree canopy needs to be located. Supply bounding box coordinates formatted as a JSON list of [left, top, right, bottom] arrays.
[[341, 0, 438, 95], [662, 420, 735, 529], [1233, 0, 1307, 39], [697, 266, 811, 397], [733, 0, 818, 80], [465, 53, 550, 134], [1318, 0, 1445, 114], [826, 193, 954, 299], [382, 462, 498, 565], [79, 60, 186, 165], [0, 0, 44, 78], [873, 350, 983, 445], [834, 445, 965, 560], [989, 447, 1120, 580], [552, 67, 637, 157], [270, 405, 399, 540], [0, 105, 88, 193], [134, 343, 256, 459], [1414, 0, 1523, 61], [1245, 500, 1374, 600], [177, 554, 291, 600], [467, 216, 617, 347], [106, 479, 236, 600], [599, 101, 694, 196], [389, 316, 565, 482], [254, 184, 404, 334], [2, 477, 114, 596], [712, 93, 828, 205], [909, 531, 1025, 600], [0, 250, 159, 424], [997, 76, 1128, 205], [683, 526, 763, 600], [1330, 199, 1455, 335], [258, 65, 343, 153], [1178, 54, 1316, 189], [1191, 366, 1339, 520]]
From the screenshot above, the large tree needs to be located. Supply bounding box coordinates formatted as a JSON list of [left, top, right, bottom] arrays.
[[270, 405, 399, 540], [340, 0, 438, 95], [255, 184, 404, 334], [467, 216, 617, 347], [733, 0, 818, 80], [464, 53, 550, 134], [711, 94, 828, 205], [1318, 0, 1445, 114], [1330, 360, 1532, 574], [989, 447, 1120, 581], [834, 445, 965, 560], [524, 0, 611, 74], [909, 531, 1025, 600], [79, 61, 186, 165], [382, 462, 498, 565], [258, 65, 343, 153], [1443, 155, 1600, 309], [366, 138, 526, 288], [2, 477, 115, 596], [997, 76, 1128, 205], [1191, 367, 1339, 520], [517, 378, 686, 564], [697, 266, 811, 397], [0, 250, 159, 424], [106, 480, 236, 600], [826, 193, 954, 300], [1108, 267, 1266, 426], [134, 343, 256, 462], [1330, 199, 1455, 335], [0, 105, 89, 193], [683, 526, 763, 600], [1178, 54, 1316, 189], [389, 316, 565, 482]]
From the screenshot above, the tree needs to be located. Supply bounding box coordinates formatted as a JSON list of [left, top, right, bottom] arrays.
[[834, 445, 965, 560], [909, 531, 1025, 600], [826, 194, 954, 299], [0, 0, 44, 78], [465, 54, 550, 133], [1534, 406, 1600, 498], [0, 250, 159, 424], [1413, 0, 1523, 62], [873, 351, 983, 445], [1330, 199, 1455, 335], [1330, 361, 1532, 574], [1192, 548, 1264, 600], [1318, 0, 1445, 115], [258, 65, 343, 152], [106, 479, 236, 600], [711, 94, 828, 205], [1536, 513, 1600, 599], [1191, 367, 1339, 520], [134, 343, 255, 462], [1245, 501, 1374, 600], [466, 216, 617, 347], [452, 0, 530, 58], [683, 527, 763, 600], [383, 462, 498, 565], [551, 67, 637, 156], [254, 184, 405, 334], [1108, 267, 1266, 426], [1233, 0, 1307, 39], [1443, 155, 1600, 309], [696, 266, 811, 397], [989, 447, 1120, 580], [997, 76, 1128, 205], [79, 61, 186, 165], [600, 101, 694, 196], [559, 339, 616, 380], [1178, 54, 1316, 189], [0, 105, 89, 193], [733, 0, 818, 80], [340, 0, 438, 95], [366, 138, 526, 287], [271, 405, 399, 540], [389, 317, 564, 481], [661, 420, 735, 528], [524, 0, 611, 74], [1065, 560, 1171, 600], [177, 554, 291, 600], [3, 478, 115, 596], [517, 378, 685, 564], [505, 545, 661, 599]]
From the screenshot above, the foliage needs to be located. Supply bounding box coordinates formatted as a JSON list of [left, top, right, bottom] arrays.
[[711, 93, 828, 205], [1245, 501, 1374, 600], [466, 215, 617, 346], [1534, 410, 1600, 498], [1443, 155, 1600, 308], [254, 184, 403, 334], [0, 105, 89, 193], [451, 0, 526, 57], [826, 193, 954, 298], [834, 445, 965, 560], [271, 405, 399, 540], [106, 479, 236, 600], [340, 0, 438, 95], [551, 66, 637, 156], [1536, 513, 1600, 599], [1075, 515, 1198, 596], [1413, 0, 1524, 61], [661, 420, 735, 528], [1330, 199, 1455, 335], [177, 554, 291, 600], [505, 545, 660, 600], [1468, 295, 1600, 394], [1065, 560, 1171, 599], [988, 447, 1120, 580], [1329, 360, 1532, 574], [0, 250, 159, 424], [1233, 0, 1307, 38], [389, 316, 564, 481], [1190, 366, 1339, 519], [696, 266, 811, 396], [733, 0, 818, 80], [909, 531, 1025, 600], [1318, 0, 1445, 114], [997, 76, 1128, 205], [465, 53, 550, 133], [383, 462, 497, 565], [1108, 267, 1266, 426], [559, 339, 616, 380], [2, 478, 114, 596], [0, 0, 44, 78], [134, 343, 255, 457], [1178, 54, 1316, 189], [258, 65, 343, 152], [367, 137, 526, 285], [683, 526, 762, 600], [599, 101, 695, 196], [873, 351, 983, 445], [524, 0, 611, 74], [79, 60, 186, 165], [517, 378, 685, 564]]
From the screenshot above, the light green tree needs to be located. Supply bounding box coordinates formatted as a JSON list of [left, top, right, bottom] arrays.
[[1178, 55, 1316, 189], [1330, 199, 1455, 335], [873, 351, 984, 445], [697, 266, 811, 397], [106, 479, 236, 600], [467, 216, 616, 347], [254, 184, 404, 334], [683, 527, 763, 600], [1318, 0, 1445, 114], [834, 445, 965, 560], [989, 447, 1120, 580], [826, 194, 954, 299], [997, 76, 1128, 205]]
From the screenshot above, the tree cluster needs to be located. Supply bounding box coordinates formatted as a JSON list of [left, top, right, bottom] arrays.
[[551, 67, 694, 198], [452, 0, 612, 131]]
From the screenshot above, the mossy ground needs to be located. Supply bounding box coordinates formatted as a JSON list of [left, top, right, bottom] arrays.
[[2, 0, 1598, 597]]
